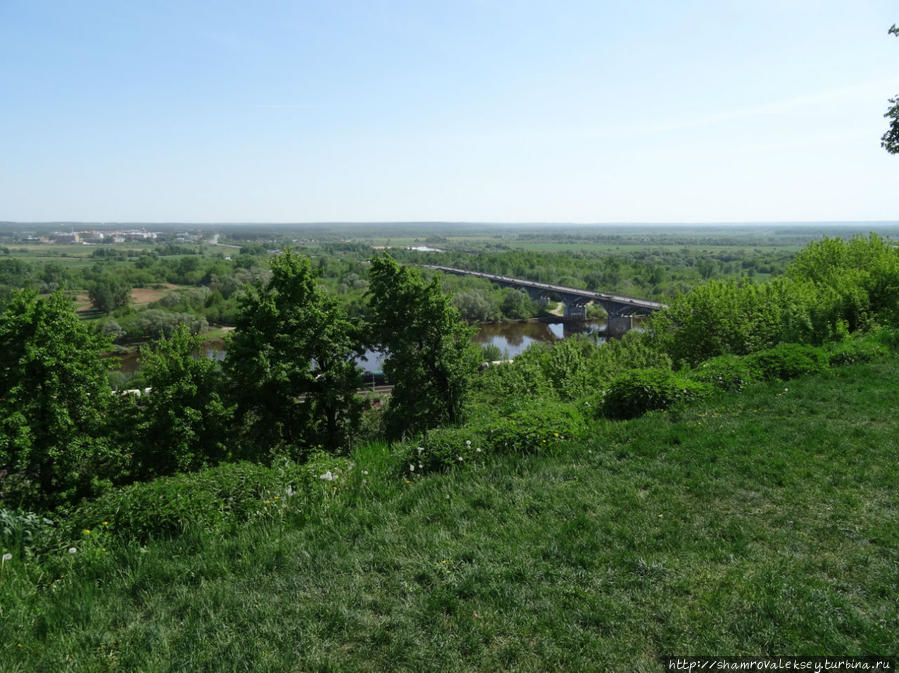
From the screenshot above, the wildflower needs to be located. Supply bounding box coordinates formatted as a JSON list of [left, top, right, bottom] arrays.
[[418, 463, 423, 469], [362, 470, 369, 476], [409, 464, 416, 472], [68, 547, 77, 554], [476, 447, 482, 453], [465, 440, 471, 446], [457, 456, 463, 462], [417, 447, 424, 454], [285, 486, 294, 497], [83, 529, 91, 535], [2, 553, 11, 562], [102, 521, 109, 526], [319, 471, 336, 481]]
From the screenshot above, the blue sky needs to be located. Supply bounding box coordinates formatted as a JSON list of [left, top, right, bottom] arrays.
[[1, 0, 897, 223]]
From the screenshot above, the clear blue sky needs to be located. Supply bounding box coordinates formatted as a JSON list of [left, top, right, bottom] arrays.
[[1, 0, 897, 223]]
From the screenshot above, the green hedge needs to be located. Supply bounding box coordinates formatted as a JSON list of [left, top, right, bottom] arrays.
[[73, 454, 354, 542], [825, 338, 888, 366], [602, 368, 712, 420], [744, 343, 829, 381], [688, 354, 756, 392], [406, 401, 588, 474]]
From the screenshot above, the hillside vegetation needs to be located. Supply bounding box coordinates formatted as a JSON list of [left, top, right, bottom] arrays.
[[1, 359, 897, 670]]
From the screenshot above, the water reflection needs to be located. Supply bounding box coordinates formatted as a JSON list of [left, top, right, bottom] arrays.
[[116, 319, 624, 375], [474, 319, 608, 359]]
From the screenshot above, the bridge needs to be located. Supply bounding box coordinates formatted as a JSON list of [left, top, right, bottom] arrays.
[[424, 265, 665, 334]]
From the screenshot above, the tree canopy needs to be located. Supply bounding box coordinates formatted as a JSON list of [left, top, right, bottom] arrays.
[[0, 291, 118, 506], [367, 256, 480, 440], [224, 250, 362, 458], [882, 25, 899, 154]]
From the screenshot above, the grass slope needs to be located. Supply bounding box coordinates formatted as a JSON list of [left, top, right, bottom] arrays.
[[3, 361, 898, 672]]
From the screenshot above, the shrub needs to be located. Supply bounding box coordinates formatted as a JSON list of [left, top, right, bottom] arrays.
[[0, 508, 60, 558], [688, 354, 756, 392], [744, 343, 829, 381], [407, 401, 588, 474], [602, 368, 712, 420], [485, 401, 587, 455], [871, 327, 899, 352], [824, 338, 888, 367], [404, 426, 487, 475], [73, 455, 354, 542]]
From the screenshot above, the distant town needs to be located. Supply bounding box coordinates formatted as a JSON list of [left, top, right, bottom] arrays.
[[20, 229, 202, 244]]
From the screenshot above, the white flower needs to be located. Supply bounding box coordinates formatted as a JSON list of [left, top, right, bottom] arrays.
[[319, 471, 336, 481], [457, 456, 463, 462], [2, 553, 11, 562], [362, 470, 369, 475], [465, 440, 471, 446], [409, 464, 415, 472], [418, 463, 423, 469], [417, 447, 424, 454], [68, 547, 77, 554], [285, 486, 294, 497], [476, 448, 482, 453]]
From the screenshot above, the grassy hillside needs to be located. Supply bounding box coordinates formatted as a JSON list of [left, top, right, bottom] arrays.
[[2, 360, 898, 672]]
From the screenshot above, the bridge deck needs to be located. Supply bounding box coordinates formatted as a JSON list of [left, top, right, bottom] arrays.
[[424, 265, 665, 312]]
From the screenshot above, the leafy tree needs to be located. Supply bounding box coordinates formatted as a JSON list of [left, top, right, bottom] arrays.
[[367, 256, 480, 440], [134, 325, 232, 479], [453, 289, 499, 322], [883, 25, 899, 154], [500, 287, 536, 319], [88, 275, 131, 313], [224, 250, 362, 458], [0, 291, 120, 506]]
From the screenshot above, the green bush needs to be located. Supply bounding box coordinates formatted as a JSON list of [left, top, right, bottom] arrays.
[[871, 327, 899, 352], [0, 508, 60, 559], [407, 401, 588, 474], [73, 455, 354, 542], [404, 426, 487, 475], [824, 338, 888, 367], [744, 343, 829, 381], [485, 401, 587, 455], [602, 368, 711, 420], [688, 354, 756, 392]]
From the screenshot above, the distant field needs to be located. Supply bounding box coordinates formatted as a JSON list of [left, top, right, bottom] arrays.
[[74, 284, 186, 314], [506, 241, 806, 253]]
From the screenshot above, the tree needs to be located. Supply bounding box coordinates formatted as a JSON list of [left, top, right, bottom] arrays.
[[0, 291, 119, 506], [882, 25, 899, 154], [224, 250, 362, 458], [134, 325, 232, 479], [367, 256, 481, 440], [88, 275, 131, 313]]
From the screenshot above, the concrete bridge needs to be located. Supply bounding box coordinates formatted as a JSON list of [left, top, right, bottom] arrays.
[[425, 265, 665, 334]]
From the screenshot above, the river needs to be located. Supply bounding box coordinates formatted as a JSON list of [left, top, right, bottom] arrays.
[[117, 318, 620, 374]]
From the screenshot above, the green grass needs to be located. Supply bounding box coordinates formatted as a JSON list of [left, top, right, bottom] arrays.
[[2, 361, 897, 671]]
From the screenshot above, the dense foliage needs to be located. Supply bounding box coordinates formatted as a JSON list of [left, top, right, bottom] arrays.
[[225, 250, 363, 458], [368, 256, 481, 440], [0, 292, 120, 507]]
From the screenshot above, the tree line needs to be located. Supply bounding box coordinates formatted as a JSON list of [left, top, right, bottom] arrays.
[[0, 253, 479, 509]]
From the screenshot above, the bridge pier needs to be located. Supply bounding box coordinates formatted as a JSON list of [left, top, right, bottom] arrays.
[[606, 315, 633, 336], [563, 303, 587, 321]]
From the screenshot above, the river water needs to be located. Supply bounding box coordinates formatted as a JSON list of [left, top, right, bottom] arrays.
[[117, 319, 615, 374]]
